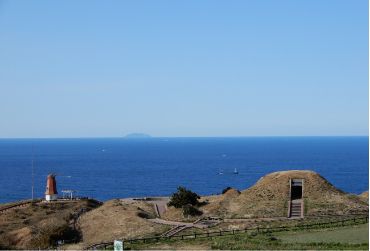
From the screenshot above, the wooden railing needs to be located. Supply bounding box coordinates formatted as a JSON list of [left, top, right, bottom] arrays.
[[85, 215, 369, 250], [0, 199, 42, 213]]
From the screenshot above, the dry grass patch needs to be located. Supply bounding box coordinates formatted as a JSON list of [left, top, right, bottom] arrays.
[[164, 171, 368, 221], [77, 199, 170, 248], [359, 191, 369, 203], [0, 199, 100, 249]]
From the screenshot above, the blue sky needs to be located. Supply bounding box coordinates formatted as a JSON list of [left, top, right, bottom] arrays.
[[0, 0, 368, 137]]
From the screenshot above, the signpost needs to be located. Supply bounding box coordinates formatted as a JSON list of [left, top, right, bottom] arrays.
[[114, 240, 123, 251]]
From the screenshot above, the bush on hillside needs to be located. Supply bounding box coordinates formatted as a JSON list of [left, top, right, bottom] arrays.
[[168, 186, 200, 208], [182, 204, 203, 217], [222, 187, 232, 194], [137, 211, 151, 219], [222, 187, 241, 195]]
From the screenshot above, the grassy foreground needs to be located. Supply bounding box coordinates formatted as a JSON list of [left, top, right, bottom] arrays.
[[276, 223, 368, 244], [125, 223, 369, 250]]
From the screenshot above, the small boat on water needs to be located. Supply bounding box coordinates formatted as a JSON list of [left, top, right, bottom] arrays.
[[218, 168, 224, 175], [233, 168, 238, 174]]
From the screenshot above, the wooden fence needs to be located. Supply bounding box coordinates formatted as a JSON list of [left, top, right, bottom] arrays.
[[0, 199, 42, 213], [86, 215, 368, 250]]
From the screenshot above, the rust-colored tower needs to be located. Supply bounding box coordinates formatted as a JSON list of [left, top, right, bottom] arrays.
[[45, 174, 58, 201]]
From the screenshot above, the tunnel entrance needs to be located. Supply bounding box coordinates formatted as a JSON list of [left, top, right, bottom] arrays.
[[289, 179, 304, 218], [290, 179, 303, 200], [291, 184, 302, 200]]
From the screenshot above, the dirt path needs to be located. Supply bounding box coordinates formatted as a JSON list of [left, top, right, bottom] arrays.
[[148, 218, 215, 237], [121, 197, 169, 218], [149, 218, 218, 229], [152, 199, 168, 218]]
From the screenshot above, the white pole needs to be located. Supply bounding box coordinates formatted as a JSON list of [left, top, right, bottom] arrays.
[[31, 146, 35, 200]]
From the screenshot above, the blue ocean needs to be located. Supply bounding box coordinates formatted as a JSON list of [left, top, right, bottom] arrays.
[[0, 137, 368, 204]]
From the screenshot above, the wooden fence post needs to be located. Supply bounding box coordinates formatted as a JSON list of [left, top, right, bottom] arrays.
[[85, 215, 370, 249]]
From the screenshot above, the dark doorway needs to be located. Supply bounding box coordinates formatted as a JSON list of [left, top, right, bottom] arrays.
[[291, 185, 302, 200], [290, 179, 303, 200]]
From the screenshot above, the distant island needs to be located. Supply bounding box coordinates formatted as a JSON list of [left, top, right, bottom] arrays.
[[125, 133, 152, 138]]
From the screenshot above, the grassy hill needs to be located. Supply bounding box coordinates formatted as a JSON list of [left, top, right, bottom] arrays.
[[72, 199, 169, 249], [164, 170, 368, 220], [127, 223, 369, 250], [1, 170, 368, 250], [0, 199, 100, 249]]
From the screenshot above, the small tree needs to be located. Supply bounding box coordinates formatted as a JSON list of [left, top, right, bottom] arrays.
[[168, 186, 200, 208]]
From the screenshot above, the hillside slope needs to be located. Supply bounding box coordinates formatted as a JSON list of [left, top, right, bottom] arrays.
[[202, 170, 368, 218], [0, 199, 100, 249], [74, 199, 169, 248], [164, 170, 368, 220]]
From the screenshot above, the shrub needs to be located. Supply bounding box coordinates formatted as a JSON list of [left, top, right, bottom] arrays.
[[46, 210, 55, 215], [222, 187, 241, 194], [222, 187, 232, 194], [182, 204, 203, 217], [137, 211, 151, 219], [49, 225, 81, 246], [168, 186, 200, 208]]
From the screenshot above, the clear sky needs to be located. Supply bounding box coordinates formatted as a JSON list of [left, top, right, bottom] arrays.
[[0, 0, 368, 138]]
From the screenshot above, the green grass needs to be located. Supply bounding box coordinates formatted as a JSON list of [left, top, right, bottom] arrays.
[[125, 223, 369, 250], [276, 223, 368, 244]]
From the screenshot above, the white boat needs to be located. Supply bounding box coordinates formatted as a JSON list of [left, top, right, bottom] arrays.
[[233, 168, 238, 174]]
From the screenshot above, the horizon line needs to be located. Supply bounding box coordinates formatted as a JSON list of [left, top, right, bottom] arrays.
[[0, 135, 368, 140]]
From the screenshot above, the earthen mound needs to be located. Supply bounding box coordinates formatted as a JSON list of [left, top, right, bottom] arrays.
[[359, 191, 369, 202], [202, 170, 368, 218], [76, 199, 168, 248]]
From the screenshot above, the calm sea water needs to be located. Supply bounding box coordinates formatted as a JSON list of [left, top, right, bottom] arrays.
[[0, 137, 368, 204]]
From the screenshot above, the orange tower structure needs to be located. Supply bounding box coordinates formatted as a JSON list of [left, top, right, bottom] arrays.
[[45, 174, 58, 201]]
